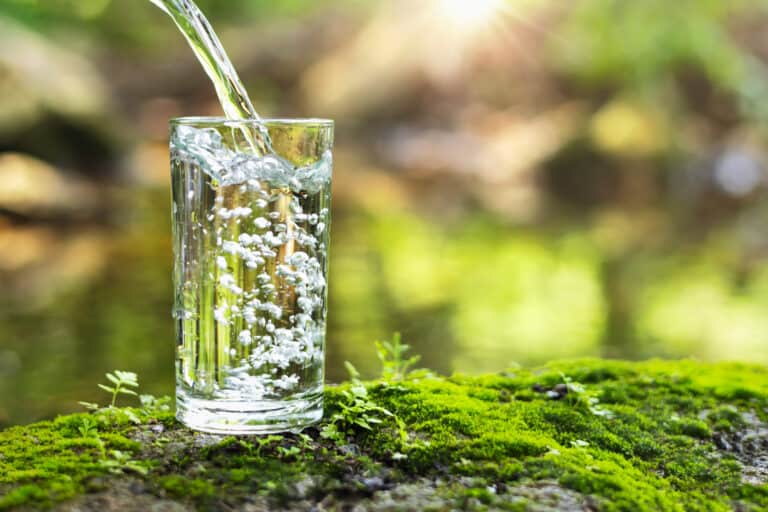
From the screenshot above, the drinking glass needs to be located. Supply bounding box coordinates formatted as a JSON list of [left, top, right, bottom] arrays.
[[170, 117, 333, 434]]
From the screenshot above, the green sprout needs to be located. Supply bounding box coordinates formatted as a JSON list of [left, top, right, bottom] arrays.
[[79, 370, 139, 410], [321, 344, 408, 445], [375, 332, 427, 381], [77, 417, 99, 438]]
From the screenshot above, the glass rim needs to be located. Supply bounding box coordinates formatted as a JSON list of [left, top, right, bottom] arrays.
[[170, 116, 334, 128]]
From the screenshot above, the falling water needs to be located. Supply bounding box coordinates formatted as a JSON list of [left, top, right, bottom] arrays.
[[149, 0, 270, 154]]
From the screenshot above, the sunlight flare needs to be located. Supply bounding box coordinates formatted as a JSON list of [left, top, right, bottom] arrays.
[[436, 0, 507, 33]]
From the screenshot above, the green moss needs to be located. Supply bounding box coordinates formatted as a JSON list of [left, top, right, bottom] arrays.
[[732, 484, 768, 507], [159, 475, 215, 499], [1, 359, 767, 510], [676, 419, 712, 439], [0, 412, 143, 510]]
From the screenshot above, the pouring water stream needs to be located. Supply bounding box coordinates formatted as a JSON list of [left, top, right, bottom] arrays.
[[149, 0, 271, 155]]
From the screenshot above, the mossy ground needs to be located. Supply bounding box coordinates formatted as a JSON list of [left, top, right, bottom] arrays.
[[1, 359, 768, 511]]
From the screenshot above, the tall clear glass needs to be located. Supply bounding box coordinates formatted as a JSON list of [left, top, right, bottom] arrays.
[[170, 117, 333, 434]]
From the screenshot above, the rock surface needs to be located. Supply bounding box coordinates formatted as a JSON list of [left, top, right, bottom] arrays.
[[1, 359, 767, 511]]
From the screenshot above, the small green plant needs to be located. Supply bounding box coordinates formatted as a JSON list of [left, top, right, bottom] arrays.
[[79, 370, 140, 410], [79, 371, 167, 425], [318, 422, 343, 443], [100, 371, 139, 407], [77, 417, 99, 438], [77, 416, 107, 458], [324, 335, 425, 444], [70, 370, 160, 479], [321, 360, 394, 443], [139, 393, 172, 414], [340, 383, 394, 431], [76, 409, 148, 474], [375, 333, 425, 381]]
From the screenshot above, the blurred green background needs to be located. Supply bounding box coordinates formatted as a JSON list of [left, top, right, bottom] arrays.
[[1, 0, 768, 426]]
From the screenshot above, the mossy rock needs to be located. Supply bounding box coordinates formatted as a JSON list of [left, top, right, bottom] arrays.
[[1, 359, 768, 511]]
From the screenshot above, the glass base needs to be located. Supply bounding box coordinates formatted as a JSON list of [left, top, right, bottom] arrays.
[[176, 389, 323, 435]]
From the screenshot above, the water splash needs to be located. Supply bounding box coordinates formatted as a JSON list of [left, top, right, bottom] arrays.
[[171, 125, 332, 192]]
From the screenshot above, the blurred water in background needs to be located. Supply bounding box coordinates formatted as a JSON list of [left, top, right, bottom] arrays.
[[2, 0, 768, 426]]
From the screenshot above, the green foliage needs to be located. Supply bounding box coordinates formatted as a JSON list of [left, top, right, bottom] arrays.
[[320, 358, 399, 444], [80, 370, 139, 410], [556, 0, 768, 123], [320, 335, 421, 444], [103, 370, 139, 407], [328, 383, 394, 433], [67, 371, 163, 483], [0, 0, 370, 49], [138, 393, 172, 414]]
